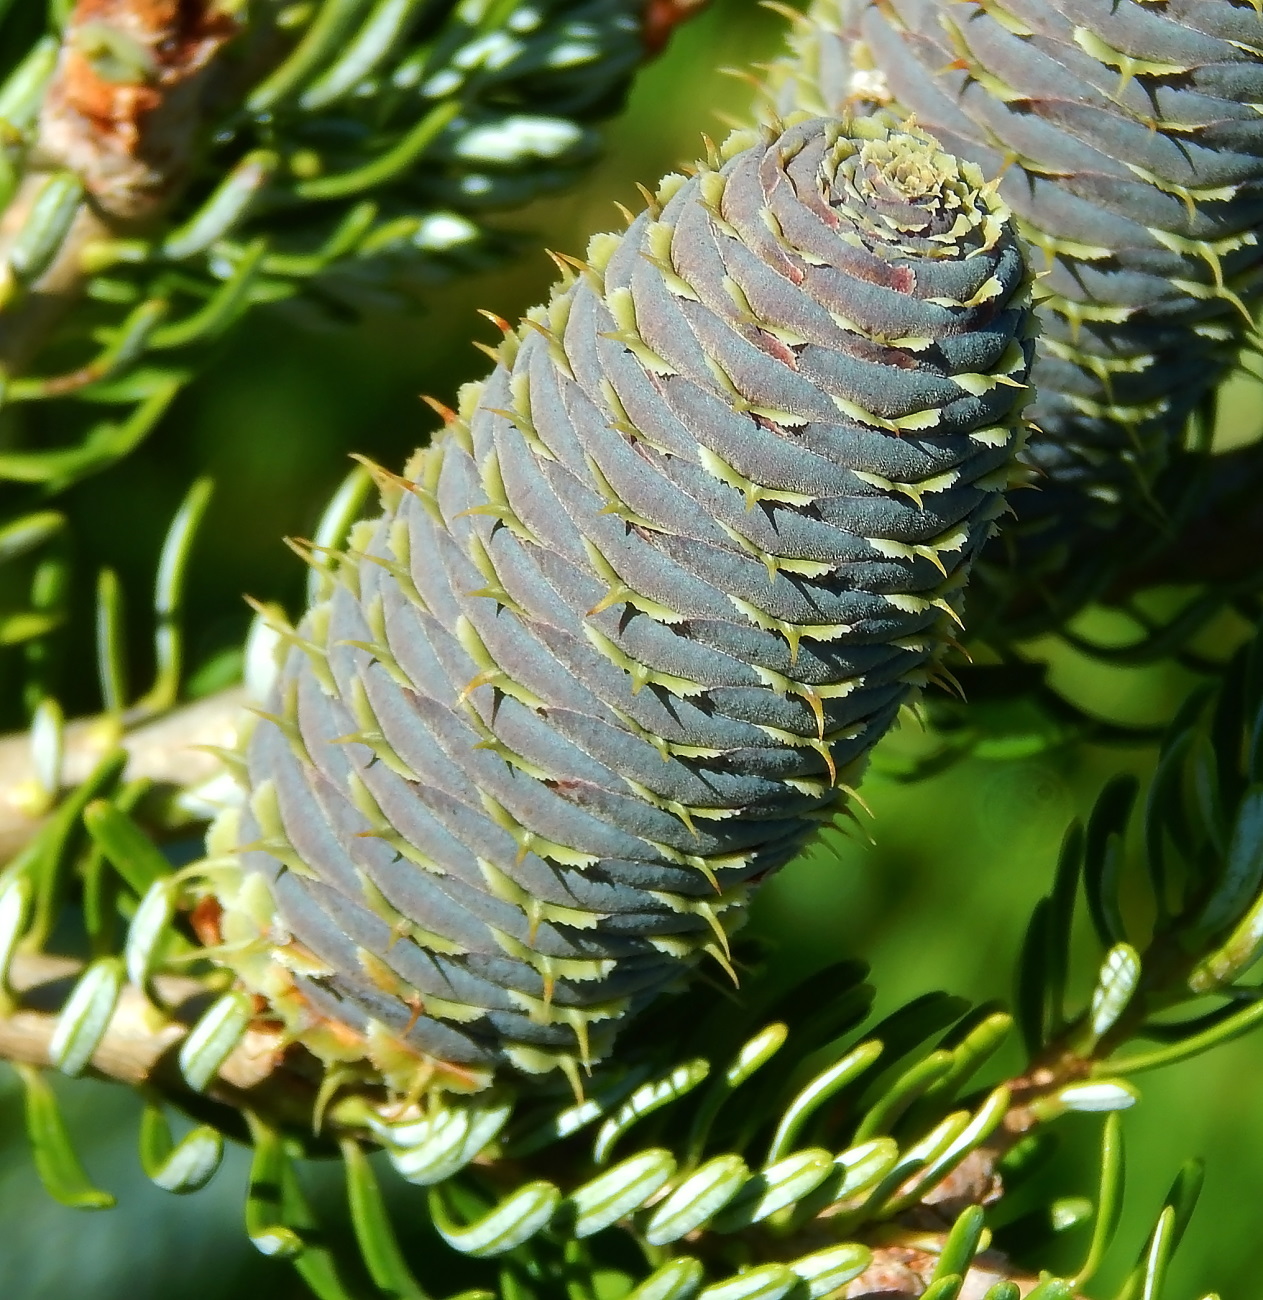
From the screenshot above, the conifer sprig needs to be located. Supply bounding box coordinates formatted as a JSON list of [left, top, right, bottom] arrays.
[[0, 0, 678, 490], [0, 0, 697, 733], [3, 5, 1263, 1298]]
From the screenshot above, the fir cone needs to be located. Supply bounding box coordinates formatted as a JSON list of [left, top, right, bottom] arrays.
[[206, 116, 1033, 1096], [771, 0, 1263, 581]]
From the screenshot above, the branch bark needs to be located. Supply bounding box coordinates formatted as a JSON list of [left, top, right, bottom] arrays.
[[0, 1, 242, 371], [844, 1246, 1055, 1298]]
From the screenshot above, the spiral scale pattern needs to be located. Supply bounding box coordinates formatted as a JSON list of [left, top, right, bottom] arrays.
[[773, 0, 1263, 558], [208, 117, 1033, 1095]]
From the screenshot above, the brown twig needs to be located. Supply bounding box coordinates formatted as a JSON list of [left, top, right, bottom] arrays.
[[0, 1, 241, 372], [844, 1246, 1052, 1298], [642, 0, 713, 53], [38, 1, 239, 221]]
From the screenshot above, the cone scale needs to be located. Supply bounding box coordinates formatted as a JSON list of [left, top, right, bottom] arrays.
[[207, 116, 1033, 1097]]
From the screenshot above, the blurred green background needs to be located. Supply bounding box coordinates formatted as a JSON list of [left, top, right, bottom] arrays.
[[3, 2, 1263, 1296]]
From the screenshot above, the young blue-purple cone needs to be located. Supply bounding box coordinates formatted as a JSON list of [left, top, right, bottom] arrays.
[[772, 0, 1263, 582], [207, 116, 1033, 1096]]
